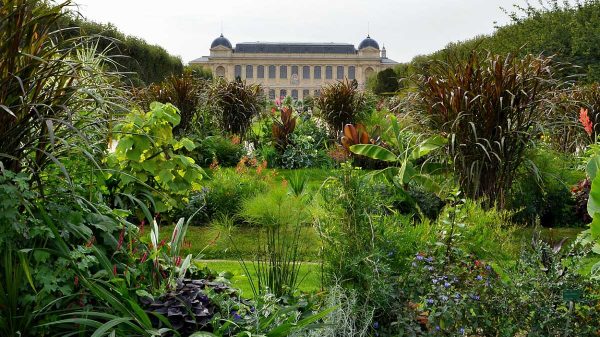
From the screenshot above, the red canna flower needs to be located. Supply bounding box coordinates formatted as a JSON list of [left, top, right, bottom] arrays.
[[175, 256, 182, 267], [140, 251, 148, 263], [113, 264, 117, 276], [580, 108, 594, 136], [116, 227, 125, 251], [74, 275, 79, 287]]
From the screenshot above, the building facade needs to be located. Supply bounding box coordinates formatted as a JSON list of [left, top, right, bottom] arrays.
[[190, 34, 398, 100]]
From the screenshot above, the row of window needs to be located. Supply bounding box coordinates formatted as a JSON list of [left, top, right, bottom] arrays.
[[267, 89, 320, 100], [234, 65, 356, 80]]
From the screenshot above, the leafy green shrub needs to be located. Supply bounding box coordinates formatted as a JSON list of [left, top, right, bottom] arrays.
[[510, 146, 583, 227], [106, 102, 204, 213], [255, 143, 280, 168], [281, 134, 331, 169], [193, 135, 245, 167], [316, 79, 372, 133], [399, 239, 600, 336], [318, 165, 398, 307], [209, 78, 264, 136], [182, 168, 270, 226], [417, 51, 565, 208]]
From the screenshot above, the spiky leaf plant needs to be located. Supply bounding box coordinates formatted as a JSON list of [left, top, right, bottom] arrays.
[[417, 51, 566, 208], [0, 0, 125, 184], [316, 79, 369, 134], [209, 78, 263, 137]]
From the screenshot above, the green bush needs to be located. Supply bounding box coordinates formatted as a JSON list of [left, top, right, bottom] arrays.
[[193, 135, 245, 167], [281, 134, 331, 169], [106, 102, 204, 213], [397, 239, 600, 336], [182, 168, 270, 226], [255, 143, 280, 168], [510, 146, 583, 227], [64, 17, 183, 86]]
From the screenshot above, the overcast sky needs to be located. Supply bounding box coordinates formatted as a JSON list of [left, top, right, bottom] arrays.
[[73, 0, 533, 64]]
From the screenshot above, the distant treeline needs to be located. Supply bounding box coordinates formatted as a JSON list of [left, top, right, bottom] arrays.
[[378, 0, 600, 92], [61, 15, 184, 86]]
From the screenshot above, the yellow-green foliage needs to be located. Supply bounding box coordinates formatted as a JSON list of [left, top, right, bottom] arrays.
[[438, 199, 519, 262], [107, 102, 204, 212]]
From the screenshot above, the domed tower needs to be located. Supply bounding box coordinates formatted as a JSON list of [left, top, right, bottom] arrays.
[[358, 35, 380, 50], [357, 34, 380, 59], [211, 34, 233, 49], [210, 34, 233, 58]]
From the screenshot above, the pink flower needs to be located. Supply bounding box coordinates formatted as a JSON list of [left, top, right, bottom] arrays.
[[580, 108, 593, 136]]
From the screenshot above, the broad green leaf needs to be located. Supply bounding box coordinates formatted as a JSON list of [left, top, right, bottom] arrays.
[[411, 135, 447, 160], [91, 317, 133, 337], [398, 162, 417, 185], [349, 144, 397, 162], [179, 138, 196, 151], [157, 169, 175, 184], [587, 155, 600, 180], [587, 174, 600, 218], [591, 213, 600, 239]]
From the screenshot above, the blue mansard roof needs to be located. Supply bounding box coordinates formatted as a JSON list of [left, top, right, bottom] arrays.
[[234, 42, 357, 54]]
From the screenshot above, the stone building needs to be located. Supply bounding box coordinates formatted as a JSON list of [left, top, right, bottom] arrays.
[[190, 34, 398, 100]]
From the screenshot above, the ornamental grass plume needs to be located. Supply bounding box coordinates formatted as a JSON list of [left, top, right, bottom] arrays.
[[580, 107, 593, 136]]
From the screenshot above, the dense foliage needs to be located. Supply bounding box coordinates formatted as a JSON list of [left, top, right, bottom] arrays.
[[3, 0, 600, 336], [64, 17, 184, 85]]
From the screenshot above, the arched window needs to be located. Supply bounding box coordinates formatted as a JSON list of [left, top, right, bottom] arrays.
[[280, 65, 288, 79], [269, 65, 276, 79], [314, 89, 320, 97], [280, 89, 287, 98], [269, 89, 275, 100], [257, 65, 265, 79], [303, 66, 310, 79], [216, 66, 225, 77], [337, 66, 344, 79], [348, 66, 356, 80], [314, 66, 321, 79], [291, 66, 298, 76], [365, 67, 375, 79], [292, 90, 298, 100], [325, 66, 332, 79], [246, 65, 253, 78], [234, 65, 242, 78], [302, 89, 310, 98]]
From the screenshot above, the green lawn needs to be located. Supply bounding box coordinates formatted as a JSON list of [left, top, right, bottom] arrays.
[[157, 225, 322, 261], [197, 260, 322, 298]]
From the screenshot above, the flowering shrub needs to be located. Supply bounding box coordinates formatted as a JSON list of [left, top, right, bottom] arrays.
[[403, 247, 503, 336], [398, 241, 600, 336]]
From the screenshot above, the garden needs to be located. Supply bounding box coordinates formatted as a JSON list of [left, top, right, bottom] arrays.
[[2, 0, 600, 336]]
